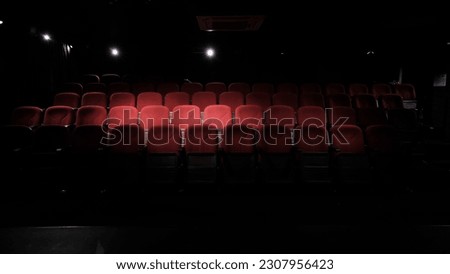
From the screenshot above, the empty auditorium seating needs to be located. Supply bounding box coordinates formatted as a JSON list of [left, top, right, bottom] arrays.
[[192, 91, 217, 111], [61, 82, 83, 94], [297, 106, 326, 127], [252, 82, 274, 93], [107, 106, 139, 127], [234, 105, 263, 128], [34, 125, 71, 152], [330, 125, 369, 183], [75, 106, 107, 127], [205, 82, 227, 93], [11, 106, 43, 127], [328, 106, 357, 126], [184, 125, 219, 183], [380, 94, 404, 109], [327, 94, 351, 108], [53, 92, 80, 108], [157, 82, 179, 94], [264, 105, 296, 127], [84, 83, 107, 93], [82, 74, 100, 84], [71, 125, 106, 153], [325, 83, 346, 95], [348, 83, 369, 96], [0, 125, 33, 153], [164, 92, 190, 111], [299, 83, 322, 94], [272, 92, 298, 110], [219, 92, 244, 113], [108, 124, 145, 154], [108, 82, 130, 94], [276, 83, 298, 94], [132, 82, 156, 93], [353, 94, 377, 109], [172, 105, 201, 130], [299, 93, 325, 108], [371, 83, 392, 98], [246, 92, 271, 110], [181, 82, 203, 95], [101, 73, 121, 84], [140, 105, 170, 130], [81, 92, 107, 107], [365, 125, 399, 155], [136, 92, 163, 111], [228, 82, 251, 94], [109, 92, 136, 108]]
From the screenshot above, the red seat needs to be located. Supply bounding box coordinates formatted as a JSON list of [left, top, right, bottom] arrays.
[[371, 83, 392, 98], [234, 105, 263, 128], [327, 94, 351, 108], [380, 94, 404, 109], [203, 105, 232, 130], [330, 125, 365, 154], [297, 106, 325, 127], [328, 106, 356, 126], [75, 106, 107, 127], [205, 82, 227, 94], [356, 108, 388, 128], [140, 105, 170, 130], [164, 92, 190, 111], [172, 105, 201, 130], [109, 92, 136, 108], [258, 125, 293, 153], [108, 106, 139, 127], [147, 125, 181, 154], [349, 83, 369, 96], [228, 82, 251, 95], [81, 92, 107, 107], [61, 82, 83, 94], [325, 83, 346, 95], [394, 83, 416, 100], [353, 94, 377, 109], [219, 92, 244, 113], [53, 92, 80, 108], [299, 93, 324, 108], [192, 91, 217, 111], [100, 73, 121, 84], [246, 92, 271, 110], [42, 106, 74, 126], [11, 106, 43, 127], [252, 82, 274, 93], [264, 105, 296, 127], [223, 124, 259, 154], [136, 92, 163, 111], [272, 92, 298, 110], [108, 124, 145, 154], [295, 126, 329, 153], [185, 125, 219, 154]]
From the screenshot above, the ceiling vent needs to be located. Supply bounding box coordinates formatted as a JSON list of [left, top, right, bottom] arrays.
[[196, 15, 265, 32]]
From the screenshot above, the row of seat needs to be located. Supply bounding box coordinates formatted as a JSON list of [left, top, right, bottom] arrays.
[[1, 121, 404, 184], [53, 91, 414, 111], [62, 80, 416, 99], [9, 105, 417, 131]]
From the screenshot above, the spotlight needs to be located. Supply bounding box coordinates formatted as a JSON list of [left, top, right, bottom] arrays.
[[366, 50, 375, 55], [42, 33, 51, 41], [205, 48, 215, 58], [110, 48, 119, 57], [0, 20, 3, 25], [69, 45, 73, 49]]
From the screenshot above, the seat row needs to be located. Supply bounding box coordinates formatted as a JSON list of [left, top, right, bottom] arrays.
[[9, 104, 417, 131], [62, 80, 417, 99], [52, 90, 415, 111]]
